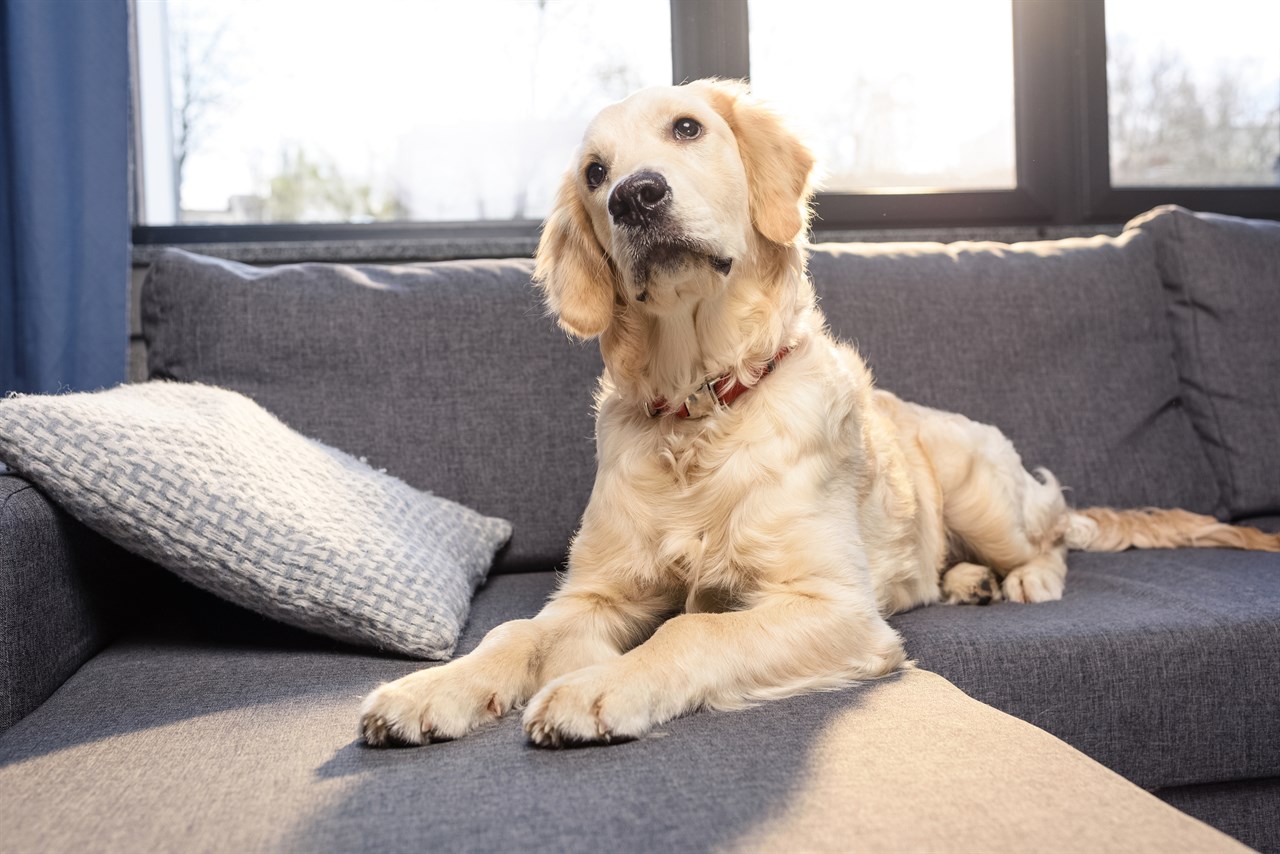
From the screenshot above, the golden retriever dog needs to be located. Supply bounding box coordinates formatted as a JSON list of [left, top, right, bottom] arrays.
[[360, 79, 1279, 748]]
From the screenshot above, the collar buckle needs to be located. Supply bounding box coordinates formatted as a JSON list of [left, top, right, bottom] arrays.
[[646, 345, 791, 420]]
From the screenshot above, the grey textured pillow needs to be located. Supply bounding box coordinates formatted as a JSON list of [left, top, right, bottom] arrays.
[[0, 381, 512, 659]]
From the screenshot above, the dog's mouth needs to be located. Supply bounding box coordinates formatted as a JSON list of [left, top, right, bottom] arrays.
[[634, 252, 733, 303], [627, 238, 734, 301]]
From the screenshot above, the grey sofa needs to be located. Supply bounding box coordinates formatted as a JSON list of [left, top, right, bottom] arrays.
[[1, 205, 1277, 852]]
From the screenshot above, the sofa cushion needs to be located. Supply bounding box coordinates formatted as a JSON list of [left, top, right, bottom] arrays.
[[142, 249, 603, 574], [1126, 206, 1280, 519], [891, 548, 1280, 789], [0, 382, 510, 660], [0, 616, 1243, 853], [809, 232, 1220, 513], [1156, 778, 1280, 854]]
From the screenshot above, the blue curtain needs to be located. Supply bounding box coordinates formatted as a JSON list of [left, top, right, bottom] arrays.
[[0, 0, 130, 395]]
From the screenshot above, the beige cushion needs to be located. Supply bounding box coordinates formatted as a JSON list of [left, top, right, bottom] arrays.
[[0, 640, 1244, 853], [732, 669, 1247, 853]]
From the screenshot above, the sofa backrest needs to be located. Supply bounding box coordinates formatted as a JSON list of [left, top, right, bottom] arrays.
[[143, 226, 1229, 575], [809, 231, 1220, 514], [144, 250, 601, 573]]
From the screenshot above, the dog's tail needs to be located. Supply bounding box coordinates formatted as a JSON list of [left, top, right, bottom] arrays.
[[1064, 507, 1280, 553]]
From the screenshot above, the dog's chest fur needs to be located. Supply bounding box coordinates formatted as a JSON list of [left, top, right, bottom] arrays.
[[593, 346, 876, 607], [648, 425, 758, 607]]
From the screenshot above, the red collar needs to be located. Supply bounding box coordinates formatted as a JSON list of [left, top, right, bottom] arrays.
[[646, 347, 792, 419]]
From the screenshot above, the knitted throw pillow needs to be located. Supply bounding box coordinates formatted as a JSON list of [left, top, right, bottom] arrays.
[[0, 382, 512, 659]]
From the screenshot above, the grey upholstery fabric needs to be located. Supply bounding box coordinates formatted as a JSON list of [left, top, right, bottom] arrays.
[[808, 233, 1220, 513], [1156, 778, 1280, 854], [0, 475, 125, 732], [1127, 205, 1280, 518], [0, 623, 1242, 853], [143, 249, 603, 574], [890, 548, 1280, 789], [0, 383, 511, 660]]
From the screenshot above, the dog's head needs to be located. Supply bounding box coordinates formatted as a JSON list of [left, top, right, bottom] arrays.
[[535, 79, 815, 338]]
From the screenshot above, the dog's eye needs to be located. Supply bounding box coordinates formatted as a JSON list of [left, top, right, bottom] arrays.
[[673, 118, 703, 141], [585, 162, 607, 190]]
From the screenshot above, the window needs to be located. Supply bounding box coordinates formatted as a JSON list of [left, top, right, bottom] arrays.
[[131, 0, 1280, 247], [135, 0, 671, 226], [1106, 0, 1280, 187], [750, 0, 1015, 192]]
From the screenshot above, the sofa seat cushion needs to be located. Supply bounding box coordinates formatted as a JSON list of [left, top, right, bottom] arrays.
[[891, 548, 1280, 789], [808, 233, 1220, 513], [1155, 778, 1280, 854], [0, 602, 1242, 853], [1127, 206, 1280, 519]]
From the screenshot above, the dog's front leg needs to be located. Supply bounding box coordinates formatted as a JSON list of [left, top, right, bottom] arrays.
[[522, 582, 908, 746], [360, 583, 666, 747]]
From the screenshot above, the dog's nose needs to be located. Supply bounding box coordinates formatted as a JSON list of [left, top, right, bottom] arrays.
[[608, 171, 670, 227]]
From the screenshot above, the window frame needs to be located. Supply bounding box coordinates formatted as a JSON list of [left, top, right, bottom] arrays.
[[129, 0, 1280, 251]]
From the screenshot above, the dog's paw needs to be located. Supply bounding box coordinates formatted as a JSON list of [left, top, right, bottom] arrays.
[[359, 664, 508, 747], [522, 665, 654, 748], [1002, 562, 1065, 603], [941, 562, 1003, 606]]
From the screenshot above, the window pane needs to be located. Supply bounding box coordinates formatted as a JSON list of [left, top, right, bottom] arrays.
[[748, 0, 1015, 192], [135, 0, 671, 225], [1107, 0, 1280, 187]]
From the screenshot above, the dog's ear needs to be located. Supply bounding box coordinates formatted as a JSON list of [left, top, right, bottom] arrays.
[[534, 169, 617, 339], [700, 79, 816, 246]]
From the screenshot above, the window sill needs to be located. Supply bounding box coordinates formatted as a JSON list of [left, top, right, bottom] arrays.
[[130, 234, 541, 266], [129, 223, 1122, 268]]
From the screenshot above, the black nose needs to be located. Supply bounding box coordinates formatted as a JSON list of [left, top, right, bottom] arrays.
[[608, 171, 670, 227]]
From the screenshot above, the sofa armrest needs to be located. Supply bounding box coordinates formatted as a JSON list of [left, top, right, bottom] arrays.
[[0, 473, 130, 732]]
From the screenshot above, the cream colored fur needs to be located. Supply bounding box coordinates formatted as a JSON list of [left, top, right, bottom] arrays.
[[359, 79, 1279, 749]]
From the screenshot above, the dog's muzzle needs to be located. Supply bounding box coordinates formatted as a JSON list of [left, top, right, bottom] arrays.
[[610, 170, 732, 299]]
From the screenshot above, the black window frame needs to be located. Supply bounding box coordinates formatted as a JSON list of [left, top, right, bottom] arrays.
[[131, 0, 1280, 250]]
